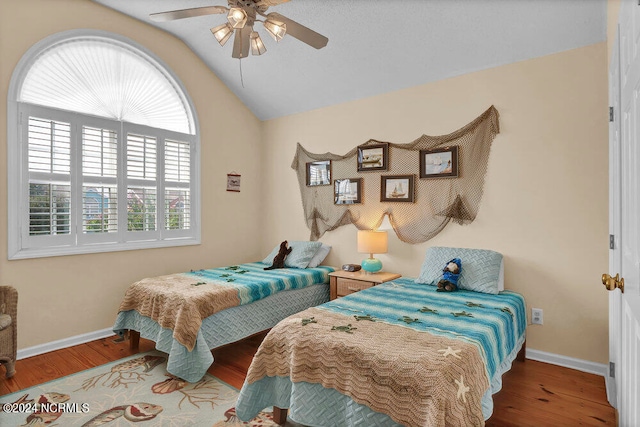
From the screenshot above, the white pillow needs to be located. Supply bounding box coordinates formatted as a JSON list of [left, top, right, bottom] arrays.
[[307, 244, 332, 268], [498, 259, 504, 291]]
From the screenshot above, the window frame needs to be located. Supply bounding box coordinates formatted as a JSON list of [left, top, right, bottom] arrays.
[[8, 30, 201, 259]]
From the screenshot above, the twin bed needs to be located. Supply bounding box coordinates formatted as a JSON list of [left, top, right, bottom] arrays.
[[114, 245, 526, 426], [113, 241, 334, 382]]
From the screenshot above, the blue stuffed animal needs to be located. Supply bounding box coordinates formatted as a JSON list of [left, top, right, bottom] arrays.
[[436, 258, 462, 292]]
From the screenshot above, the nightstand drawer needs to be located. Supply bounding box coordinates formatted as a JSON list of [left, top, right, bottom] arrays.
[[336, 279, 374, 296]]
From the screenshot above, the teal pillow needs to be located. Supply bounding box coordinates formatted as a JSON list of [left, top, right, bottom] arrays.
[[262, 241, 323, 269], [415, 246, 503, 294]]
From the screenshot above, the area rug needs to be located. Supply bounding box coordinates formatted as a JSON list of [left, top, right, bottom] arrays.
[[0, 351, 278, 426]]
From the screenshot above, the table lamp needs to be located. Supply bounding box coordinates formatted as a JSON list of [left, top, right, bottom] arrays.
[[357, 230, 388, 273]]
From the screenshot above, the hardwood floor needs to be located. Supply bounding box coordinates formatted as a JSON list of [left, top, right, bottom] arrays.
[[1, 334, 616, 426]]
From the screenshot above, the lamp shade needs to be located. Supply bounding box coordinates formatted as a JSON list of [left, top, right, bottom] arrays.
[[211, 23, 233, 46], [227, 7, 248, 29], [250, 31, 266, 56], [357, 230, 388, 255], [264, 19, 287, 42]]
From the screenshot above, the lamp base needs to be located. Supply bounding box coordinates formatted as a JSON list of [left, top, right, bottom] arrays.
[[361, 257, 382, 273]]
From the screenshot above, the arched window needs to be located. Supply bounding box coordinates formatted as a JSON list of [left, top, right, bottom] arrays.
[[8, 30, 200, 259]]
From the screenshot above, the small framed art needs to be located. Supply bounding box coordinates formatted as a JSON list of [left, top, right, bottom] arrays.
[[227, 173, 241, 192], [419, 146, 459, 178], [357, 143, 388, 171], [381, 175, 415, 202], [334, 178, 362, 204], [306, 160, 331, 186]]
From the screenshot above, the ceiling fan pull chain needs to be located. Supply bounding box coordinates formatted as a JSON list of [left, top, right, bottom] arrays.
[[239, 57, 245, 88]]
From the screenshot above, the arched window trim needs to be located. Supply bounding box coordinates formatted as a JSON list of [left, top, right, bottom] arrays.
[[8, 30, 201, 259]]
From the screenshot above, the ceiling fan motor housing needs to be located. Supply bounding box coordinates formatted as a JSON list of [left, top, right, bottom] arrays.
[[229, 0, 270, 14]]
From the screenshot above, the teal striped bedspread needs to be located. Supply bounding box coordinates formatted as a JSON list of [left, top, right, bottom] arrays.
[[322, 277, 526, 384], [236, 277, 526, 425], [185, 263, 334, 304]]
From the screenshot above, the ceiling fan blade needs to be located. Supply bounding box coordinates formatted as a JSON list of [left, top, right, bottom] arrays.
[[150, 6, 228, 22], [257, 0, 290, 6], [267, 12, 328, 49], [232, 26, 252, 59]]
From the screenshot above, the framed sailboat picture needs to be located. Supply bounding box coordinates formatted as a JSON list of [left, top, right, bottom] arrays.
[[334, 178, 362, 204], [381, 175, 415, 202], [419, 146, 459, 178]]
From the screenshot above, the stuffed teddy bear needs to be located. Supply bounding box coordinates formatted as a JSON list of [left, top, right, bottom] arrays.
[[264, 240, 293, 270], [436, 258, 462, 292]]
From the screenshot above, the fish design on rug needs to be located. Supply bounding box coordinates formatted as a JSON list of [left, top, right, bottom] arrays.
[[212, 407, 275, 426], [8, 391, 70, 407], [77, 355, 167, 391], [151, 374, 187, 394], [111, 355, 165, 373], [11, 392, 71, 426], [22, 411, 63, 426], [80, 402, 163, 426]]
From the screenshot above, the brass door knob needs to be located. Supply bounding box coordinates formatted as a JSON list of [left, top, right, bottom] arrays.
[[602, 273, 625, 293]]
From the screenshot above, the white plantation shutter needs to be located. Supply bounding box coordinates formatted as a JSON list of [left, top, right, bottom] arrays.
[[81, 125, 118, 236], [27, 117, 72, 238], [164, 140, 191, 231], [28, 117, 71, 174], [126, 133, 157, 233], [8, 31, 199, 259]]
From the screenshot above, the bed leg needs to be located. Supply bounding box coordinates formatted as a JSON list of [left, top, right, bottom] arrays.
[[516, 340, 526, 362], [273, 406, 288, 425], [129, 330, 140, 351]]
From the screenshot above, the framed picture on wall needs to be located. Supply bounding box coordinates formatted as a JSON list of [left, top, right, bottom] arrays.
[[419, 146, 459, 178], [334, 178, 362, 204], [226, 173, 241, 192], [381, 175, 415, 202], [357, 143, 388, 171], [306, 160, 331, 186]]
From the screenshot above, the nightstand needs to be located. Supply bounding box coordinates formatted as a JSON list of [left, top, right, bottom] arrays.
[[329, 270, 401, 300]]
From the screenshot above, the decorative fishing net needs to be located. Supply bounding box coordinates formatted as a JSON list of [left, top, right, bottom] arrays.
[[291, 106, 500, 244]]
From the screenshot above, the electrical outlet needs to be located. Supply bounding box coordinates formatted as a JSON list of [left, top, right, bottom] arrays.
[[531, 308, 543, 325]]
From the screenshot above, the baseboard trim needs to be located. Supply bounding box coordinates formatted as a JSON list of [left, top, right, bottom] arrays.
[[17, 328, 115, 360], [526, 348, 608, 377]]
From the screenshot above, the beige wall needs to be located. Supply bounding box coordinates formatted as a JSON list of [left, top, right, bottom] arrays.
[[262, 43, 610, 363], [0, 0, 611, 365], [0, 0, 263, 349]]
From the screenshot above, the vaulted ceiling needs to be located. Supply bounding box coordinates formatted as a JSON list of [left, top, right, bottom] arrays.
[[93, 0, 607, 121]]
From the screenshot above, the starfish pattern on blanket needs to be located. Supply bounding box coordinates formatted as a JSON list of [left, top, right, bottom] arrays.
[[452, 311, 473, 318], [398, 316, 421, 324], [331, 324, 357, 333], [455, 375, 470, 403], [466, 302, 483, 308], [301, 317, 317, 326], [496, 307, 514, 317], [438, 346, 462, 359], [383, 281, 404, 288]]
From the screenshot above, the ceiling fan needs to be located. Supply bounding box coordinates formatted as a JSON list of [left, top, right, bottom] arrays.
[[149, 0, 329, 59]]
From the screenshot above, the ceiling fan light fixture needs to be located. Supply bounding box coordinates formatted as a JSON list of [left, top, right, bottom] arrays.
[[211, 23, 234, 46], [263, 19, 286, 42], [227, 7, 248, 29], [250, 31, 267, 55]]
